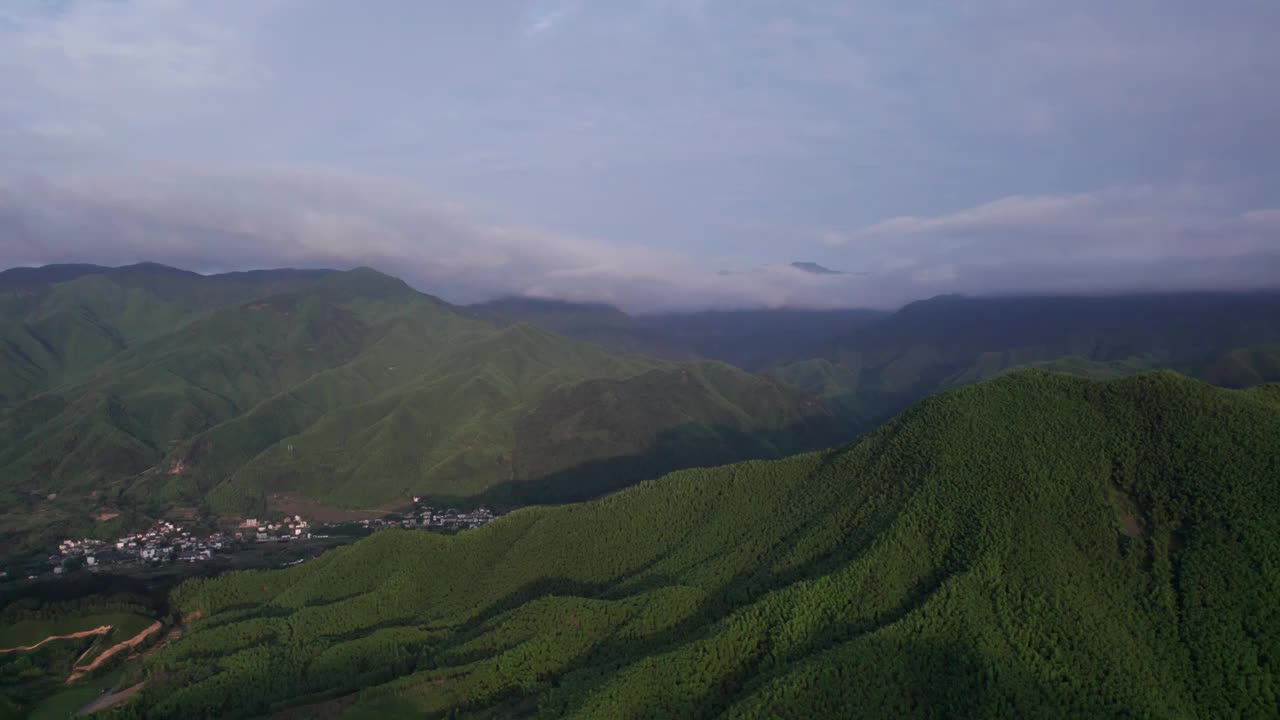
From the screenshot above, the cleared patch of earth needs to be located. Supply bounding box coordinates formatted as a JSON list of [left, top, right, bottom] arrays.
[[1120, 511, 1141, 537], [1107, 482, 1145, 538], [66, 621, 162, 683]]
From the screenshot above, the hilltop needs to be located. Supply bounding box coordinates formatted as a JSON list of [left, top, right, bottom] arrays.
[[0, 264, 834, 556], [95, 370, 1280, 718], [5, 265, 1280, 558]]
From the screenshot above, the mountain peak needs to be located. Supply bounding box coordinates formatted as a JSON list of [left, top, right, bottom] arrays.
[[315, 265, 417, 300], [115, 261, 190, 272]]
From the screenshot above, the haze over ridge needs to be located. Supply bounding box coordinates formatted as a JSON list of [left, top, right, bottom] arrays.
[[2, 1, 1278, 310]]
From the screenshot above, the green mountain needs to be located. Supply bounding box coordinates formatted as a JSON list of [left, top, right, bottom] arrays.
[[472, 293, 1280, 441], [102, 371, 1280, 718], [6, 266, 1279, 560], [469, 298, 888, 371], [0, 265, 832, 556], [772, 291, 1280, 427], [0, 263, 341, 402]]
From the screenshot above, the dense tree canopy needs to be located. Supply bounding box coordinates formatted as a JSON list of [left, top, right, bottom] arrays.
[[0, 264, 831, 554], [88, 370, 1280, 718]]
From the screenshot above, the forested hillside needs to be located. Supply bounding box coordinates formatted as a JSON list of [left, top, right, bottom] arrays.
[[469, 297, 887, 370], [0, 264, 831, 556], [6, 266, 1280, 559], [772, 291, 1280, 428], [96, 371, 1280, 718]]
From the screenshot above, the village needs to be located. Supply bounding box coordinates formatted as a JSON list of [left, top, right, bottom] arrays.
[[45, 519, 250, 576], [16, 499, 499, 581], [362, 497, 496, 531]]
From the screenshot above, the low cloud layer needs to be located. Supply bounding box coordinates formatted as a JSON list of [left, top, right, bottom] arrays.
[[1, 2, 1278, 309], [825, 186, 1280, 296], [2, 171, 1276, 311], [0, 169, 863, 310]]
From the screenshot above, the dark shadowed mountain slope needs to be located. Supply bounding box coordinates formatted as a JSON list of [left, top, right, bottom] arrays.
[[773, 291, 1280, 428], [467, 297, 696, 363], [470, 296, 888, 370], [842, 292, 1280, 360], [111, 371, 1280, 719]]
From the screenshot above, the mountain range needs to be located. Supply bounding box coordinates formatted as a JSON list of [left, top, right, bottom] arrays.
[[2, 263, 1279, 560], [104, 371, 1280, 718], [0, 264, 835, 557], [467, 296, 887, 371], [3, 262, 1280, 718]]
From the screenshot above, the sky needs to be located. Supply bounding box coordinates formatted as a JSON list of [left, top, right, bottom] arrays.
[[1, 0, 1278, 311]]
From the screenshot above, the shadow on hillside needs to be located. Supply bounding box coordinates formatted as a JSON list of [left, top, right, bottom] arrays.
[[424, 481, 942, 704], [0, 566, 218, 618], [434, 415, 863, 510]]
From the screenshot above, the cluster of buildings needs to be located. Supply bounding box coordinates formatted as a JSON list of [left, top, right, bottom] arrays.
[[411, 498, 496, 530], [239, 516, 312, 541], [350, 501, 496, 532], [49, 521, 232, 573], [20, 501, 498, 582]]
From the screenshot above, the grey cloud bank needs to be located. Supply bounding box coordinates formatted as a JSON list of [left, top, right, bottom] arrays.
[[1, 1, 1278, 310], [3, 172, 1275, 311]]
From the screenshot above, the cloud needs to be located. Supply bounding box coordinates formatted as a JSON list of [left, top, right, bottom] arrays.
[[853, 193, 1104, 239], [1, 171, 1277, 311], [0, 168, 878, 311], [824, 185, 1280, 295], [0, 2, 1278, 310], [525, 4, 576, 37], [2, 1, 274, 94]]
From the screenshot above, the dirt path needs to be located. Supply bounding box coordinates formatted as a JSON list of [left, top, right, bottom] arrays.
[[76, 681, 147, 716], [0, 626, 112, 654], [66, 621, 162, 684]]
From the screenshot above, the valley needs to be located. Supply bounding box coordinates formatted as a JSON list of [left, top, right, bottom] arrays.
[[0, 264, 835, 562], [5, 265, 1277, 568], [5, 4, 1278, 715], [6, 499, 498, 586], [20, 369, 1272, 718], [2, 263, 1279, 718]]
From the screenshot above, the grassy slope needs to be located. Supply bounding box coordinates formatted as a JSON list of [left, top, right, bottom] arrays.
[[0, 612, 150, 649], [24, 670, 124, 720], [0, 263, 338, 405], [112, 371, 1280, 719], [0, 594, 159, 718], [0, 267, 832, 552], [200, 321, 662, 513], [0, 275, 193, 402]]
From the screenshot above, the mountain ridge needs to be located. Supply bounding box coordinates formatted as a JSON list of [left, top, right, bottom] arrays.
[[0, 264, 839, 556], [4, 263, 1280, 559], [103, 369, 1280, 718]]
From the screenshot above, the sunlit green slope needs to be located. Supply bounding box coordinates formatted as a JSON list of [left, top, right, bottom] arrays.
[[111, 370, 1280, 719], [0, 265, 830, 554]]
